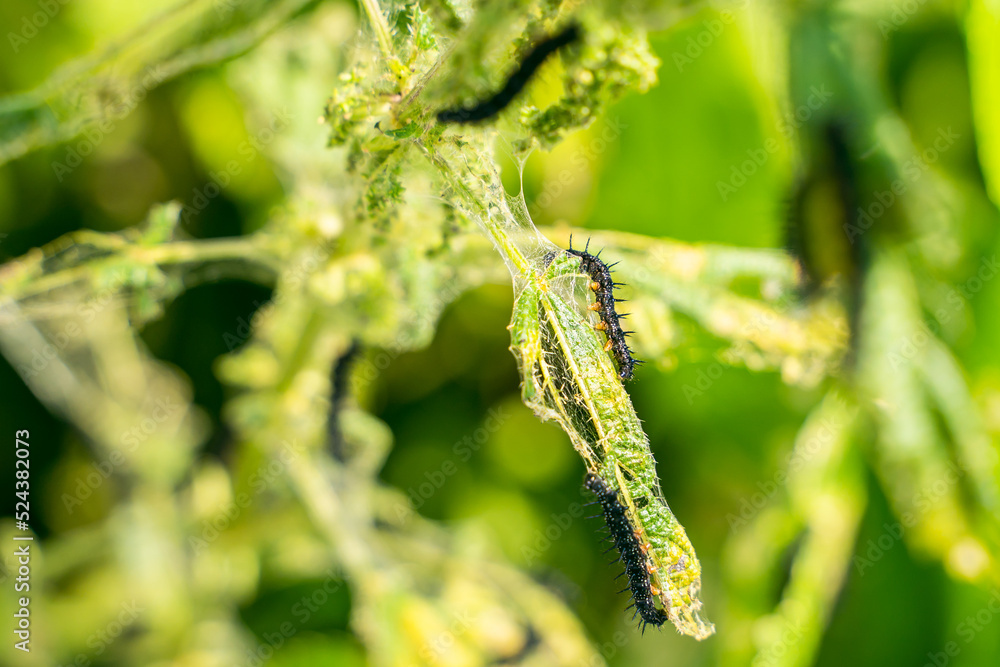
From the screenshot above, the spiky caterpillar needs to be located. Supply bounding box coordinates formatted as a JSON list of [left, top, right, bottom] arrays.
[[566, 238, 641, 381], [437, 23, 581, 124], [510, 251, 713, 639], [585, 472, 668, 632]]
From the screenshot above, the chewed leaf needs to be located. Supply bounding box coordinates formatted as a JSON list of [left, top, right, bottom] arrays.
[[429, 124, 711, 638], [508, 241, 714, 639]]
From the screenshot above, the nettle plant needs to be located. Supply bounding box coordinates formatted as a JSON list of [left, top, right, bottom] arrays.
[[2, 0, 999, 665], [325, 0, 758, 642]]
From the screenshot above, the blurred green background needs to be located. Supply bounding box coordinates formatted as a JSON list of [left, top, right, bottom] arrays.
[[2, 1, 1000, 666]]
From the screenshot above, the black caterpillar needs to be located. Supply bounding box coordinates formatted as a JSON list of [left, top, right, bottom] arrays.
[[567, 237, 640, 381], [327, 341, 360, 462], [437, 23, 580, 124], [585, 473, 668, 632]]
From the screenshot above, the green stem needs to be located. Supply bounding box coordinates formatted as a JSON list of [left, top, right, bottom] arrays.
[[0, 236, 274, 304], [359, 0, 394, 63]]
